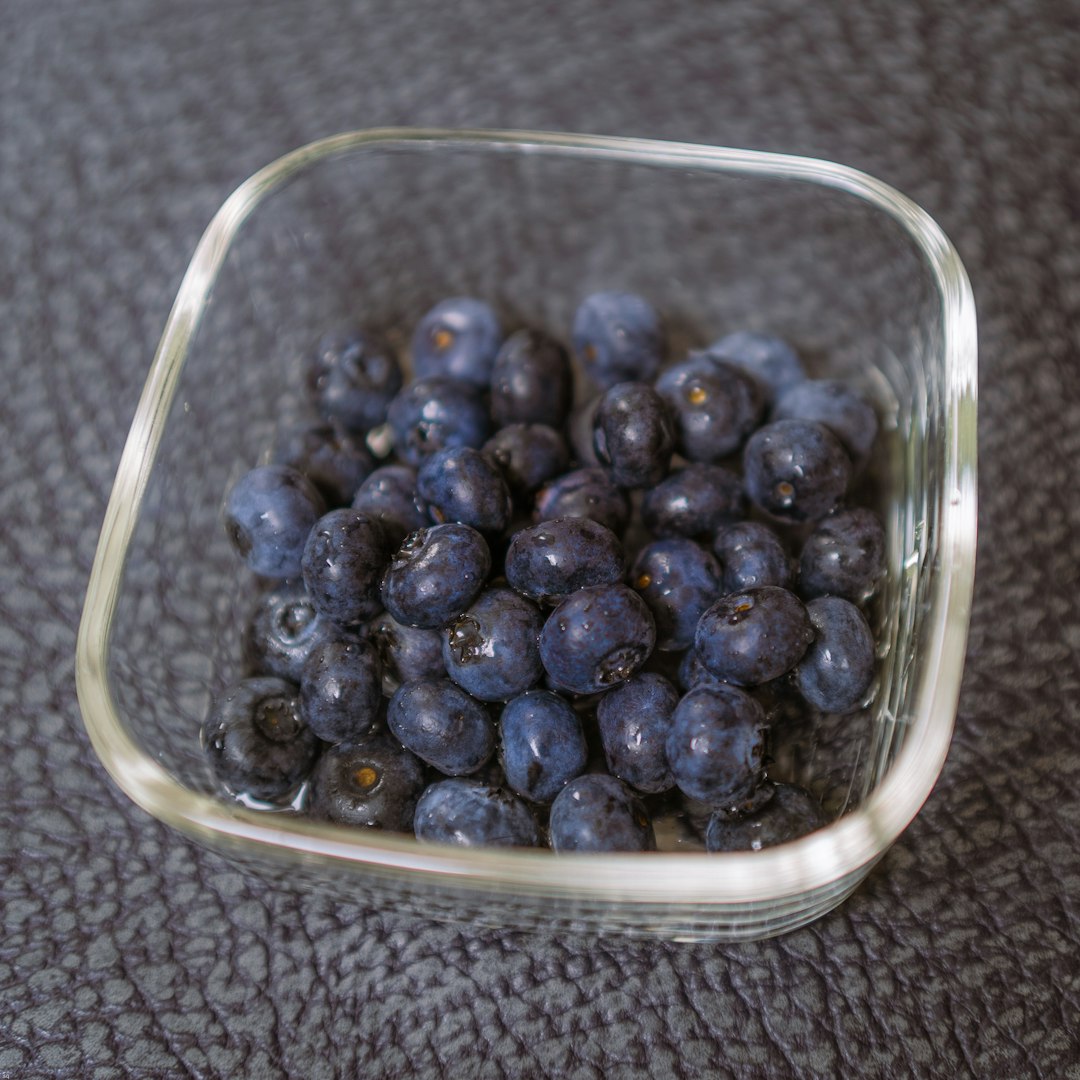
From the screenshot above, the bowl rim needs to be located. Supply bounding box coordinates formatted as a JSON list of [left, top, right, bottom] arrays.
[[75, 128, 977, 906]]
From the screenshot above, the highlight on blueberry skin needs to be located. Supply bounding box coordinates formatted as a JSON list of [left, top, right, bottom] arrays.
[[534, 466, 630, 535], [413, 778, 540, 848], [630, 538, 722, 652], [795, 596, 876, 714], [499, 689, 588, 804], [387, 376, 490, 467], [548, 774, 656, 853], [505, 516, 625, 605], [387, 678, 496, 776], [713, 521, 792, 594], [243, 584, 332, 683], [301, 509, 387, 628], [705, 782, 827, 852], [300, 635, 383, 744], [410, 297, 502, 388], [641, 463, 747, 541], [305, 326, 402, 435], [592, 382, 676, 489], [490, 329, 573, 429], [771, 378, 879, 466], [483, 423, 570, 502], [798, 507, 886, 603], [572, 291, 665, 389], [367, 611, 445, 692], [417, 446, 513, 535], [596, 673, 678, 794], [351, 464, 428, 547]]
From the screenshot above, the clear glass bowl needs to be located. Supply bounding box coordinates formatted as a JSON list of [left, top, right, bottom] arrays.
[[76, 129, 977, 941]]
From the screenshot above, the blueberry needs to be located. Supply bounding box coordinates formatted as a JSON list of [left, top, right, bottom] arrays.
[[300, 509, 387, 628], [417, 446, 513, 534], [572, 291, 664, 389], [655, 354, 763, 463], [548, 775, 656, 852], [534, 467, 630, 535], [596, 673, 678, 794], [641, 464, 747, 540], [795, 596, 876, 713], [443, 586, 544, 702], [306, 327, 402, 435], [677, 647, 731, 693], [202, 676, 319, 801], [243, 585, 334, 683], [798, 507, 886, 602], [351, 464, 428, 547], [499, 689, 588, 803], [381, 523, 491, 629], [630, 539, 722, 652], [695, 586, 814, 686], [505, 517, 625, 605], [705, 782, 827, 851], [414, 778, 540, 848], [706, 331, 805, 404], [539, 584, 656, 695], [771, 379, 878, 465], [368, 611, 445, 691], [224, 465, 326, 579], [410, 297, 502, 388], [387, 678, 495, 775], [743, 419, 851, 523], [387, 377, 490, 466], [665, 685, 767, 807], [308, 734, 425, 831], [300, 636, 382, 743], [490, 329, 573, 428], [713, 521, 792, 593], [272, 423, 375, 507], [592, 382, 675, 488], [483, 423, 570, 501]]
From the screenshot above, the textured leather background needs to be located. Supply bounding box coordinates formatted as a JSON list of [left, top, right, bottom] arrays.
[[3, 1, 1079, 1076]]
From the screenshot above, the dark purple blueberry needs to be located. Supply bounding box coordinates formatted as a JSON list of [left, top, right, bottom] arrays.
[[771, 379, 878, 465], [490, 329, 573, 428], [696, 586, 814, 686], [417, 446, 513, 534], [300, 509, 387, 627], [483, 423, 570, 500], [305, 327, 402, 435], [272, 423, 375, 507], [499, 689, 588, 804], [665, 685, 767, 807], [367, 611, 445, 691], [505, 517, 625, 605], [798, 508, 886, 603], [592, 382, 675, 489], [534, 467, 630, 535], [743, 419, 851, 523], [539, 584, 656, 695], [387, 678, 495, 776], [677, 647, 732, 693], [548, 775, 656, 852], [641, 464, 747, 540], [224, 465, 326, 579], [706, 331, 806, 404], [308, 734, 425, 831], [572, 291, 664, 389], [713, 521, 792, 593], [630, 538, 722, 652], [705, 782, 827, 851], [380, 523, 491, 629], [351, 464, 428, 547], [795, 596, 876, 713], [410, 297, 502, 388], [596, 673, 678, 794], [202, 677, 319, 802], [300, 636, 382, 743], [387, 377, 490, 467], [414, 778, 540, 848], [442, 587, 544, 702], [243, 585, 334, 683], [655, 354, 763, 463]]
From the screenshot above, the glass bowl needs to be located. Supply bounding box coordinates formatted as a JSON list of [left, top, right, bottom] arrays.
[[76, 129, 977, 941]]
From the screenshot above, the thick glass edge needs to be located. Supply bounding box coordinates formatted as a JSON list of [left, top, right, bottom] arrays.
[[75, 128, 978, 906]]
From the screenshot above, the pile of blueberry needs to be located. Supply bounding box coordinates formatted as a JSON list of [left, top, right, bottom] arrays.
[[205, 293, 886, 854]]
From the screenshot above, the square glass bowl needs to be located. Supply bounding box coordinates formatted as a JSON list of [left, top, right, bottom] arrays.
[[76, 129, 976, 941]]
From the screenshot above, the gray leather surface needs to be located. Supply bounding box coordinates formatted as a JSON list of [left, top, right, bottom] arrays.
[[3, 0, 1079, 1075]]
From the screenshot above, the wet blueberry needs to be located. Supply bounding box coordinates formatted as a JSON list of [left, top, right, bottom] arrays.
[[572, 291, 664, 389], [368, 611, 445, 691], [381, 523, 491, 629], [351, 464, 428, 547], [490, 329, 573, 429], [301, 509, 387, 627], [300, 635, 382, 743], [243, 584, 334, 683], [771, 379, 878, 465], [417, 446, 513, 534], [696, 586, 814, 686], [202, 676, 319, 801], [534, 467, 630, 535], [795, 596, 876, 713], [596, 673, 678, 794], [387, 678, 495, 776], [798, 507, 886, 603], [743, 419, 851, 523], [706, 331, 806, 404], [483, 423, 570, 501], [443, 587, 544, 702], [411, 297, 501, 388], [539, 583, 656, 695], [224, 465, 326, 579], [548, 774, 656, 852], [677, 647, 731, 693], [713, 521, 792, 593], [387, 377, 490, 467], [505, 517, 625, 605], [641, 464, 747, 540], [705, 782, 827, 851], [499, 689, 588, 804], [631, 538, 722, 652], [272, 422, 375, 507], [414, 778, 541, 848], [592, 382, 675, 489], [306, 327, 402, 435]]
